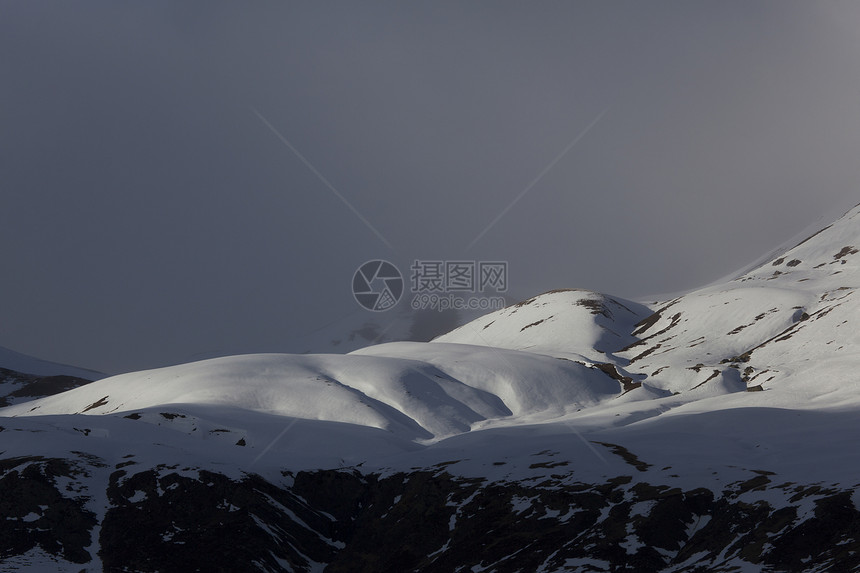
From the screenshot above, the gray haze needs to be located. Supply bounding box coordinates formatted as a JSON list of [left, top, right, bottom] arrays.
[[2, 1, 859, 374]]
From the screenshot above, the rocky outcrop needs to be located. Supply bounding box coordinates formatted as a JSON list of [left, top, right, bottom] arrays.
[[3, 454, 858, 572], [0, 456, 97, 564]]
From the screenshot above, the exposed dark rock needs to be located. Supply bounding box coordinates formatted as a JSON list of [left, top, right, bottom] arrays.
[[81, 396, 110, 413], [593, 362, 639, 392], [3, 456, 860, 572], [631, 300, 681, 337], [520, 318, 547, 331], [834, 245, 859, 260], [575, 298, 610, 317], [0, 457, 97, 564], [100, 468, 340, 572], [592, 442, 652, 472]]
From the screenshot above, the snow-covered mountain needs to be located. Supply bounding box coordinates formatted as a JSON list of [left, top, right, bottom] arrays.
[[2, 204, 860, 572]]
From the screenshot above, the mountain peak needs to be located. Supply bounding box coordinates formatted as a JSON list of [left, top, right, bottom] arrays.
[[433, 289, 650, 362], [739, 201, 860, 284]]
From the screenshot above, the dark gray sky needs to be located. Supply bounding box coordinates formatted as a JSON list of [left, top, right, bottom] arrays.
[[2, 1, 859, 374]]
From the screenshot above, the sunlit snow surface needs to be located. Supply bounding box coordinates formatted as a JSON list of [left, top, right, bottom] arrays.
[[3, 204, 860, 489]]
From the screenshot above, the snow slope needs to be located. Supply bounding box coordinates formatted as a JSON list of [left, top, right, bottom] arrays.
[[1, 343, 620, 442], [615, 202, 860, 403]]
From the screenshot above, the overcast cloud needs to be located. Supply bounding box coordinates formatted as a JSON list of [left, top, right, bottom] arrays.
[[2, 1, 859, 373]]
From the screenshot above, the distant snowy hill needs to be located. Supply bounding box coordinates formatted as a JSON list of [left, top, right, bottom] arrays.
[[2, 203, 860, 571], [0, 345, 102, 408]]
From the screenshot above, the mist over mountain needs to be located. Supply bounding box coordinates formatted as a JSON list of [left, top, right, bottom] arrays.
[[4, 2, 860, 375]]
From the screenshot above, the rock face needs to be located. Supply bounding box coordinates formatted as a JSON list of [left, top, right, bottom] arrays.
[[101, 467, 341, 572], [2, 455, 859, 572], [0, 457, 97, 565]]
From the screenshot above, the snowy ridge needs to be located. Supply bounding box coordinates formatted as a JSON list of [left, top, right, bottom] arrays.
[[616, 202, 860, 402], [0, 344, 102, 380], [1, 343, 621, 442]]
